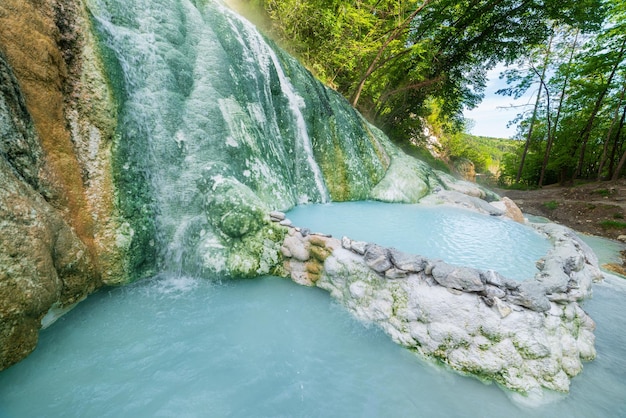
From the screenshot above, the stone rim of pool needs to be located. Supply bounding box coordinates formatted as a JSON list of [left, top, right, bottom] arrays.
[[270, 198, 603, 394]]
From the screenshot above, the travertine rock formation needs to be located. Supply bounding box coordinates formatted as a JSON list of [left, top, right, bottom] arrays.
[[274, 209, 602, 393]]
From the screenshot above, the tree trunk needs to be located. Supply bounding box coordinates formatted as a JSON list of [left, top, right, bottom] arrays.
[[516, 32, 554, 184], [575, 37, 626, 179], [539, 29, 579, 187], [350, 0, 431, 108], [608, 105, 626, 177], [610, 108, 626, 180], [597, 84, 626, 179]]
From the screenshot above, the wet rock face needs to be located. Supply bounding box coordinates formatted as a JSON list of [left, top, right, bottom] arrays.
[[0, 2, 109, 370], [0, 155, 98, 370], [0, 75, 98, 368]]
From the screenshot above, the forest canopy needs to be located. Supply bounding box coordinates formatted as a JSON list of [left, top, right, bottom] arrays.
[[239, 0, 626, 185]]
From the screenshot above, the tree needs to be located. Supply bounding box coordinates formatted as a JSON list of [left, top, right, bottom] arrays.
[[247, 0, 605, 144]]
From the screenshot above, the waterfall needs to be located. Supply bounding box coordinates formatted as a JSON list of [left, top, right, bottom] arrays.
[[219, 4, 330, 203], [87, 0, 390, 278]]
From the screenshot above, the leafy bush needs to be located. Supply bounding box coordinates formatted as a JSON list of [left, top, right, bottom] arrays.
[[599, 220, 626, 229], [543, 200, 559, 210]]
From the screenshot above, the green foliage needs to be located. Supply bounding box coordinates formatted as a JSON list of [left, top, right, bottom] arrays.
[[599, 220, 626, 229], [244, 0, 602, 146], [543, 200, 560, 210], [495, 1, 626, 186], [442, 132, 517, 174]]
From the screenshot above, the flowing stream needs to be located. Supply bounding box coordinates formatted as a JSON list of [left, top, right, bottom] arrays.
[[1, 203, 625, 417]]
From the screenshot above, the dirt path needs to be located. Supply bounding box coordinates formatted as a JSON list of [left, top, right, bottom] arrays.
[[493, 180, 626, 241]]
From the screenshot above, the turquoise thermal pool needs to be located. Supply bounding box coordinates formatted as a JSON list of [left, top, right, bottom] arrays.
[[1, 204, 625, 417], [1, 274, 625, 417], [287, 201, 551, 281]]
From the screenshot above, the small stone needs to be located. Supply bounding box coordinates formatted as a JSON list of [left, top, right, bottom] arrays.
[[563, 254, 584, 273], [424, 260, 438, 276], [282, 235, 310, 261], [482, 284, 506, 299], [364, 244, 392, 273], [494, 297, 512, 318], [617, 235, 626, 242], [279, 218, 292, 226], [481, 270, 519, 291], [269, 211, 286, 221], [506, 281, 551, 312], [350, 240, 368, 255], [431, 262, 485, 292], [389, 248, 425, 273], [300, 228, 311, 237], [385, 268, 408, 279], [341, 236, 351, 250]]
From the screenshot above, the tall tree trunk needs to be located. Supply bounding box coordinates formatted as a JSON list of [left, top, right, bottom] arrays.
[[597, 84, 626, 179], [516, 32, 554, 184], [539, 29, 579, 187], [608, 105, 626, 177], [350, 0, 431, 108], [575, 37, 626, 179], [610, 108, 626, 180]]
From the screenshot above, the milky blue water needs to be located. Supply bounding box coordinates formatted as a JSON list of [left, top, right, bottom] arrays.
[[0, 274, 625, 417], [287, 201, 551, 281], [1, 205, 625, 417]]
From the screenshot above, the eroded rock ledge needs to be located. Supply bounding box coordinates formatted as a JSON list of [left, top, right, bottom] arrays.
[[271, 209, 603, 394]]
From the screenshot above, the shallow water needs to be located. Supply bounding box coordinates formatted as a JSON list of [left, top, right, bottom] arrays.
[[287, 201, 551, 281], [1, 204, 625, 417], [0, 274, 625, 417]]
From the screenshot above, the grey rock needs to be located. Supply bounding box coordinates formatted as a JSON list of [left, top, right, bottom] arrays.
[[282, 235, 310, 262], [481, 270, 520, 291], [431, 262, 485, 292], [424, 259, 438, 276], [350, 240, 368, 255], [385, 268, 409, 279], [364, 244, 392, 273], [269, 211, 286, 221], [482, 284, 506, 299], [507, 281, 551, 312], [389, 248, 425, 273], [563, 254, 585, 274]]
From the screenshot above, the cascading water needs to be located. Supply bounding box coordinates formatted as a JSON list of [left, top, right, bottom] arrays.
[[87, 0, 392, 279]]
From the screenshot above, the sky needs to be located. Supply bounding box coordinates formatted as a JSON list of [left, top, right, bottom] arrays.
[[463, 64, 536, 139]]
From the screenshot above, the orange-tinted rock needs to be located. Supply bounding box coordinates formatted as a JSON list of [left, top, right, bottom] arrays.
[[0, 0, 122, 370], [0, 0, 93, 244]]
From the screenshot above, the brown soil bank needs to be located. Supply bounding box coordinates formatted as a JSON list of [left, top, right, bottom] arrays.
[[496, 181, 626, 241], [496, 181, 626, 276]]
